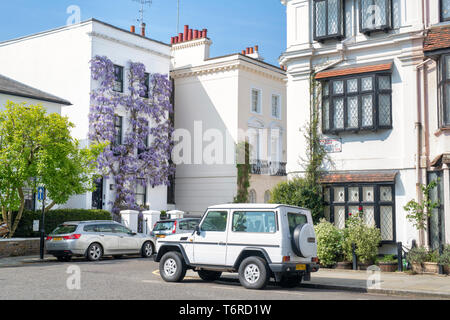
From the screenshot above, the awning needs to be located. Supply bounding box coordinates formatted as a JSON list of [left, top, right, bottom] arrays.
[[319, 171, 398, 184], [315, 62, 393, 80]]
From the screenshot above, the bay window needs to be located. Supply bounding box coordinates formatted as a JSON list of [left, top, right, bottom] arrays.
[[321, 73, 392, 133], [359, 0, 392, 34], [324, 184, 395, 242], [313, 0, 344, 41]]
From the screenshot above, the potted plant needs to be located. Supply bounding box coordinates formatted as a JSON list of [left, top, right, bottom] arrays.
[[439, 245, 450, 275], [377, 255, 398, 272], [406, 246, 428, 273], [342, 214, 381, 270], [423, 250, 440, 274]]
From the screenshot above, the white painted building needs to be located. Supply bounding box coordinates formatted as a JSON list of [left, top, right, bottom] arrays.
[[0, 19, 173, 213], [0, 73, 71, 211], [171, 25, 287, 216], [280, 0, 450, 251]]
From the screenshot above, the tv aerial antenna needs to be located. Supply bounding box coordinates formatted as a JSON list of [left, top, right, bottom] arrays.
[[133, 0, 153, 27]]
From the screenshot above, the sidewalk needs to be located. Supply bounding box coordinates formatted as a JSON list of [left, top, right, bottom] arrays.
[[0, 255, 57, 267], [303, 268, 450, 299]]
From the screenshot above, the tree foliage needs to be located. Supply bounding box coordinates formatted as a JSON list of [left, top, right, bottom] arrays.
[[0, 102, 103, 238], [234, 142, 251, 203]]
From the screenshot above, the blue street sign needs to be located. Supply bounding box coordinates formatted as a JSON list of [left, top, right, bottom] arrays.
[[37, 187, 45, 201]]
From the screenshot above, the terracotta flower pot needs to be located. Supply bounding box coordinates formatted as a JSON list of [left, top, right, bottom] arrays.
[[358, 262, 373, 270], [335, 261, 352, 270], [378, 262, 398, 272], [444, 265, 450, 275], [423, 262, 439, 274]]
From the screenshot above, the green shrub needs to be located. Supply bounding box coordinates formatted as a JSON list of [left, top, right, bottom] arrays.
[[406, 246, 428, 265], [376, 254, 397, 264], [426, 250, 440, 263], [342, 215, 381, 264], [13, 209, 112, 237], [270, 177, 323, 223], [439, 245, 450, 267], [315, 219, 344, 267]]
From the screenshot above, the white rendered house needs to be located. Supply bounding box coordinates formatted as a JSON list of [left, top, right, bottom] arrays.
[[171, 25, 287, 216], [0, 19, 173, 213], [280, 0, 450, 251]]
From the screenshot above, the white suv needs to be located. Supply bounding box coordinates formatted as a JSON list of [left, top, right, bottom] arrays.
[[155, 204, 319, 290]]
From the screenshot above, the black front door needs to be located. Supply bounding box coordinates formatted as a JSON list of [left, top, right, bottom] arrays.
[[92, 178, 103, 210]]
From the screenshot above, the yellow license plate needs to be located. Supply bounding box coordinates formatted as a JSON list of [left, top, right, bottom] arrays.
[[156, 235, 166, 239], [296, 264, 306, 271], [53, 237, 63, 241]]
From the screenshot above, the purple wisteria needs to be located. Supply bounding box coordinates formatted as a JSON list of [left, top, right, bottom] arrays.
[[89, 56, 174, 217]]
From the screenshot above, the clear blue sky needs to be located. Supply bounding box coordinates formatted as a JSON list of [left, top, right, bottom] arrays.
[[0, 0, 286, 66]]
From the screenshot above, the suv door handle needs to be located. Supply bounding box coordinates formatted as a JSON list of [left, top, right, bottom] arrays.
[[100, 234, 105, 237]]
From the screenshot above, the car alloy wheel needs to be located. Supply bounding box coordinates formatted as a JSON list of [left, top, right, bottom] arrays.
[[164, 258, 177, 277], [142, 242, 153, 257], [244, 264, 261, 284], [87, 243, 103, 261]]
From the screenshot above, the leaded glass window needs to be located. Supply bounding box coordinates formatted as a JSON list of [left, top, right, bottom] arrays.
[[135, 179, 147, 207], [314, 0, 344, 41], [439, 54, 450, 127], [323, 184, 395, 242], [359, 0, 392, 34], [441, 0, 450, 22], [321, 73, 392, 133]]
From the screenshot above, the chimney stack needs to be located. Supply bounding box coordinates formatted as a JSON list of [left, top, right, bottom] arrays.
[[130, 25, 136, 33], [141, 23, 146, 37], [254, 45, 259, 52]]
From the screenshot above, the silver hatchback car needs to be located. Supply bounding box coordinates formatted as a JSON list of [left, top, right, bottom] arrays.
[[45, 220, 156, 262]]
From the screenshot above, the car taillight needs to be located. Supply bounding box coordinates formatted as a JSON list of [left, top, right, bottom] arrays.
[[46, 236, 52, 241], [282, 256, 291, 263], [172, 221, 177, 234], [312, 257, 319, 263], [63, 234, 81, 240]]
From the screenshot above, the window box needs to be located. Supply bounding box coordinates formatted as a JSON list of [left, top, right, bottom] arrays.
[[321, 72, 392, 134], [313, 0, 345, 42], [359, 0, 392, 35]]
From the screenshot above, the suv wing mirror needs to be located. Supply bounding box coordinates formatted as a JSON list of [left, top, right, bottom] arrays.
[[194, 225, 201, 236]]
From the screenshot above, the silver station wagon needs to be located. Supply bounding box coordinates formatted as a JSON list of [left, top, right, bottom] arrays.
[[45, 220, 156, 262]]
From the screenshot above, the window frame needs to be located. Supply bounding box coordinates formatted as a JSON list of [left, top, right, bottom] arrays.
[[323, 183, 396, 244], [271, 93, 281, 119], [359, 0, 393, 35], [141, 72, 150, 98], [113, 65, 124, 93], [135, 178, 147, 207], [313, 0, 345, 42], [251, 88, 262, 114], [200, 211, 229, 232], [113, 115, 123, 147], [440, 0, 450, 22], [439, 54, 450, 128], [321, 72, 392, 134]]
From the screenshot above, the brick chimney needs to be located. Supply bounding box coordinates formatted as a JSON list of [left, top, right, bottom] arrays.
[[170, 25, 212, 69], [241, 45, 264, 61]]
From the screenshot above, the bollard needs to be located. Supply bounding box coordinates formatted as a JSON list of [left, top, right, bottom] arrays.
[[397, 242, 403, 272], [352, 243, 357, 270]]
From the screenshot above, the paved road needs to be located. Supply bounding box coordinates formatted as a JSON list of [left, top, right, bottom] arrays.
[[0, 256, 421, 300]]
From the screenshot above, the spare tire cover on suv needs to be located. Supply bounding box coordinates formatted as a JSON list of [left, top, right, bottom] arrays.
[[292, 224, 317, 258]]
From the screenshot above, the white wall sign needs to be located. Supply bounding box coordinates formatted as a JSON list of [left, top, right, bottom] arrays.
[[320, 138, 342, 153]]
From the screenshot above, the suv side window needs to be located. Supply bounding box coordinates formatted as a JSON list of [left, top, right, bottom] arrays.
[[232, 211, 277, 233], [200, 211, 228, 232]]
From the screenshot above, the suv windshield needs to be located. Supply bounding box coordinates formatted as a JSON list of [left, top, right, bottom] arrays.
[[51, 224, 78, 235], [154, 221, 175, 231], [287, 212, 307, 235]]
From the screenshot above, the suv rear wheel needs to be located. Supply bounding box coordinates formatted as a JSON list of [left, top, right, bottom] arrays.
[[159, 251, 187, 282], [238, 257, 270, 290], [198, 270, 222, 282]]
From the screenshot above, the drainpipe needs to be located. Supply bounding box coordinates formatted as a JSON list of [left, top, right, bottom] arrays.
[[416, 58, 432, 246]]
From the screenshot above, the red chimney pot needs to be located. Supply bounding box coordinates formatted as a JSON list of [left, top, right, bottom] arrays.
[[254, 45, 259, 52], [178, 33, 183, 42], [188, 29, 193, 41], [141, 23, 146, 37], [131, 25, 136, 33], [193, 30, 199, 39]]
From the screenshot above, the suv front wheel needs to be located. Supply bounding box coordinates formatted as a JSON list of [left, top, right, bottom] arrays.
[[159, 251, 187, 283], [238, 257, 270, 290]]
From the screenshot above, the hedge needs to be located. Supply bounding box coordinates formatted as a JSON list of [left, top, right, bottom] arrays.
[[12, 209, 112, 238]]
